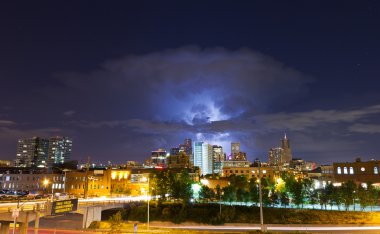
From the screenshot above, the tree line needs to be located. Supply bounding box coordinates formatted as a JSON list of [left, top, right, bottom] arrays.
[[149, 170, 379, 211]]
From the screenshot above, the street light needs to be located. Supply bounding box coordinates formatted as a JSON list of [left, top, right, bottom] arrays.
[[141, 176, 150, 230], [257, 160, 265, 232], [43, 179, 54, 201], [62, 169, 71, 193]]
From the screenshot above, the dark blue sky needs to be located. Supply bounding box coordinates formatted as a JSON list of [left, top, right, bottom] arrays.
[[0, 1, 380, 164]]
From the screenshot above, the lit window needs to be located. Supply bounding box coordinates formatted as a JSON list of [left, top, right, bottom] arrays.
[[349, 167, 354, 174], [361, 167, 365, 172], [375, 167, 379, 175], [263, 170, 267, 174], [343, 167, 348, 174], [337, 167, 341, 174]]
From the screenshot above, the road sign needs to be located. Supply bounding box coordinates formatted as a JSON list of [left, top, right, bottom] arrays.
[[50, 198, 78, 215]]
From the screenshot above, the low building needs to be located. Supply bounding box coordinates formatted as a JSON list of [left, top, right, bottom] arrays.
[[0, 172, 64, 193], [65, 168, 112, 197], [222, 166, 275, 180], [333, 159, 380, 185], [166, 152, 190, 169]]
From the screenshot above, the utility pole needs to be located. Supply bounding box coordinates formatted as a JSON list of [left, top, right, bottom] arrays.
[[258, 159, 264, 232], [84, 156, 90, 199]]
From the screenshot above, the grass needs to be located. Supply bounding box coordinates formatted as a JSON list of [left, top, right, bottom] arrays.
[[89, 222, 308, 233]]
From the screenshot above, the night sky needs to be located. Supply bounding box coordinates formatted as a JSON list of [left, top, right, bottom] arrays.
[[1, 1, 380, 165]]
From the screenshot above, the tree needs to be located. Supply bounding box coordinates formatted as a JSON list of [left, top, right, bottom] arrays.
[[280, 191, 290, 208], [290, 178, 304, 207], [367, 182, 378, 211], [200, 185, 215, 202], [249, 178, 259, 205], [108, 211, 123, 233], [357, 184, 370, 211], [340, 180, 357, 211], [178, 170, 193, 204], [309, 189, 319, 209], [222, 185, 236, 205]]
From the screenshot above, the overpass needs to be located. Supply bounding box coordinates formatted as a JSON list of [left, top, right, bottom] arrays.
[[0, 198, 136, 234]]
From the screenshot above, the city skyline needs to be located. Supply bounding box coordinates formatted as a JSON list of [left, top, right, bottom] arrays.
[[1, 1, 380, 164]]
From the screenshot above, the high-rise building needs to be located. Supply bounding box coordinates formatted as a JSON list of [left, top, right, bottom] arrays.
[[182, 138, 193, 165], [281, 134, 292, 163], [212, 145, 224, 174], [149, 148, 167, 167], [183, 138, 192, 157], [268, 147, 284, 166], [15, 137, 49, 167], [231, 142, 240, 160], [48, 136, 73, 168], [170, 147, 180, 156], [193, 142, 213, 175], [167, 152, 190, 169]]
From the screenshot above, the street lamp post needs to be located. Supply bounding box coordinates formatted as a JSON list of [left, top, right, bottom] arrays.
[[147, 176, 150, 231], [258, 160, 264, 232], [142, 175, 150, 230], [62, 169, 70, 193]]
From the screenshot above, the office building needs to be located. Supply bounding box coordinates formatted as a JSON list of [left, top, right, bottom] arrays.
[[281, 134, 292, 163], [167, 152, 190, 169], [48, 137, 73, 168], [193, 142, 213, 175], [231, 142, 240, 160], [15, 137, 49, 168], [149, 148, 167, 167], [212, 145, 224, 174], [268, 147, 284, 166]]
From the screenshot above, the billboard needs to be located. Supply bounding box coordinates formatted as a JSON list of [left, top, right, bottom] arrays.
[[50, 199, 78, 215]]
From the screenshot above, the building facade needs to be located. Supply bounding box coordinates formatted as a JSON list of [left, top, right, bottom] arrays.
[[15, 137, 49, 168], [48, 137, 73, 169], [333, 159, 380, 185], [268, 147, 283, 166], [0, 172, 64, 193], [281, 134, 292, 164], [212, 145, 224, 174], [222, 166, 275, 179], [194, 142, 213, 175]]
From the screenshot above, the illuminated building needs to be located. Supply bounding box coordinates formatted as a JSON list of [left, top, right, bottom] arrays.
[[193, 142, 213, 175], [281, 134, 292, 163], [15, 137, 49, 168], [231, 142, 240, 160], [170, 147, 180, 156], [268, 147, 283, 166], [48, 137, 73, 169], [333, 158, 380, 185], [222, 166, 275, 179], [212, 145, 224, 174], [167, 152, 190, 168], [268, 134, 293, 166], [149, 148, 167, 167], [0, 173, 64, 192]]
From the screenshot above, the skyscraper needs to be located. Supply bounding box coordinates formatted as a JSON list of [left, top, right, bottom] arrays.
[[281, 134, 292, 163], [231, 142, 240, 160], [15, 137, 49, 167], [212, 145, 224, 174], [150, 148, 167, 167], [48, 136, 73, 168], [193, 142, 213, 175], [268, 147, 284, 166]]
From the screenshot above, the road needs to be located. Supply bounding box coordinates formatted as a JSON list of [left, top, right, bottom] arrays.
[[21, 229, 98, 234], [151, 223, 380, 233]]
